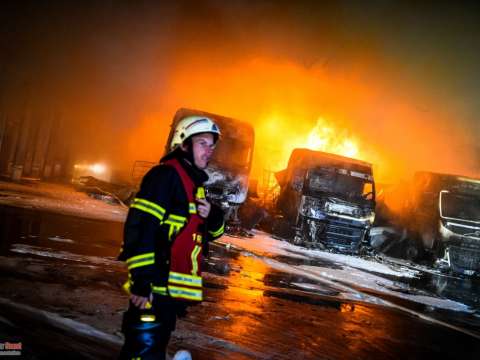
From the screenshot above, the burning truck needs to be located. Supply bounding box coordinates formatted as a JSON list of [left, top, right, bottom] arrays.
[[273, 148, 376, 253], [164, 108, 255, 229], [404, 172, 480, 275]]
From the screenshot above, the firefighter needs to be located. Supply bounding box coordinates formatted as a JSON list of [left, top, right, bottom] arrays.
[[118, 116, 225, 359]]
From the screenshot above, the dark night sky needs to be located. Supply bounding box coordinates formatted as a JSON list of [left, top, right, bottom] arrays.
[[1, 0, 479, 181]]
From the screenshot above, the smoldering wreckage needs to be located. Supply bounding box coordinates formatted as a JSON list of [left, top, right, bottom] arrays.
[[74, 108, 480, 277]]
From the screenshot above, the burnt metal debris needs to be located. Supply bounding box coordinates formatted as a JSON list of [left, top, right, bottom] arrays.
[[73, 176, 135, 207], [271, 148, 376, 254], [127, 109, 480, 278], [373, 172, 480, 276]]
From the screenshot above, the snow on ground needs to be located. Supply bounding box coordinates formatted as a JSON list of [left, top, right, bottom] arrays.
[[297, 264, 471, 312], [225, 232, 309, 259], [0, 296, 123, 345], [10, 244, 121, 268], [47, 236, 75, 243], [0, 181, 474, 317], [220, 231, 473, 314], [0, 180, 127, 222], [223, 231, 419, 277], [299, 248, 419, 277]]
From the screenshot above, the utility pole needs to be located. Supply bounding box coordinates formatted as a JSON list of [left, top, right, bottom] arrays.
[[5, 116, 20, 176], [0, 113, 6, 161], [11, 110, 32, 181], [43, 112, 60, 179], [31, 114, 53, 179], [23, 114, 40, 177]]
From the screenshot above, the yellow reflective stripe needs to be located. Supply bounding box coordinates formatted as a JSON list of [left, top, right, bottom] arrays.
[[189, 202, 197, 214], [196, 187, 205, 199], [166, 214, 187, 223], [131, 203, 164, 222], [163, 221, 184, 227], [152, 286, 168, 295], [128, 259, 155, 270], [126, 252, 155, 264], [209, 223, 225, 238], [169, 271, 202, 287], [168, 285, 202, 301], [164, 214, 187, 240], [122, 280, 131, 294], [131, 198, 165, 222], [169, 271, 202, 283], [133, 198, 166, 217], [191, 245, 201, 276], [164, 222, 183, 240], [168, 273, 202, 287], [126, 253, 155, 269], [140, 314, 156, 322]]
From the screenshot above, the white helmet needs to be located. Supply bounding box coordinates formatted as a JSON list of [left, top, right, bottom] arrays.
[[170, 115, 221, 150]]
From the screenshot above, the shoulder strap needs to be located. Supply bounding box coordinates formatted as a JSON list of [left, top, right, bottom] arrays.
[[164, 159, 195, 203]]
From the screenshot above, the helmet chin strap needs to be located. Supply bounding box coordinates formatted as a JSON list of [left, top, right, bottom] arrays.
[[181, 138, 198, 169]]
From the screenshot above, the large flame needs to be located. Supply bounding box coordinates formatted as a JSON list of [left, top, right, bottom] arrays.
[[257, 115, 364, 173], [304, 117, 359, 159], [124, 57, 477, 186]]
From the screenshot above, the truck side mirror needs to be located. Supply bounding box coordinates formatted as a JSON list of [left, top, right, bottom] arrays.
[[362, 183, 374, 200]]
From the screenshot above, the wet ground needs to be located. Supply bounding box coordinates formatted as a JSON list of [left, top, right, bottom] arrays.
[[1, 203, 480, 359]]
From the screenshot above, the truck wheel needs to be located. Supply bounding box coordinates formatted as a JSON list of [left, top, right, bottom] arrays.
[[405, 238, 424, 261], [432, 239, 445, 260], [359, 244, 374, 257], [272, 217, 294, 240]]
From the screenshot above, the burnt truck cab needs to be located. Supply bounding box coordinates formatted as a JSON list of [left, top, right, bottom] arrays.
[[407, 171, 480, 275], [165, 108, 255, 226], [275, 149, 376, 253]]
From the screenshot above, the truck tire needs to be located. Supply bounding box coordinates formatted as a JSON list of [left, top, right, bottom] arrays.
[[405, 237, 424, 261], [272, 217, 294, 240]]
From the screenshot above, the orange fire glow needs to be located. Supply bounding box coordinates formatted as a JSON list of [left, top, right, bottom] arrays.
[[124, 56, 477, 186], [283, 116, 362, 170], [305, 118, 359, 159]]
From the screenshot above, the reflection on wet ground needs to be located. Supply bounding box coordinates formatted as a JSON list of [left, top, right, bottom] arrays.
[[0, 204, 123, 259], [355, 259, 480, 314], [272, 252, 344, 269], [1, 204, 480, 358], [3, 201, 478, 317], [277, 242, 480, 313], [197, 243, 480, 359], [416, 272, 480, 309], [263, 272, 341, 296]]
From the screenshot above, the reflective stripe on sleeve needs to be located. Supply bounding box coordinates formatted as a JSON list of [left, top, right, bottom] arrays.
[[209, 223, 225, 238], [164, 214, 187, 240], [130, 198, 166, 222], [166, 214, 187, 223], [151, 286, 168, 296], [126, 252, 155, 269]]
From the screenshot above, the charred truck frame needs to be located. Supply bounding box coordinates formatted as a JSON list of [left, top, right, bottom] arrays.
[[406, 172, 480, 275], [275, 149, 376, 253], [165, 108, 255, 228]]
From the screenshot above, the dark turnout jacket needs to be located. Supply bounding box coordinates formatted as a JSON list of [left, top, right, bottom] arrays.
[[118, 150, 225, 298]]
